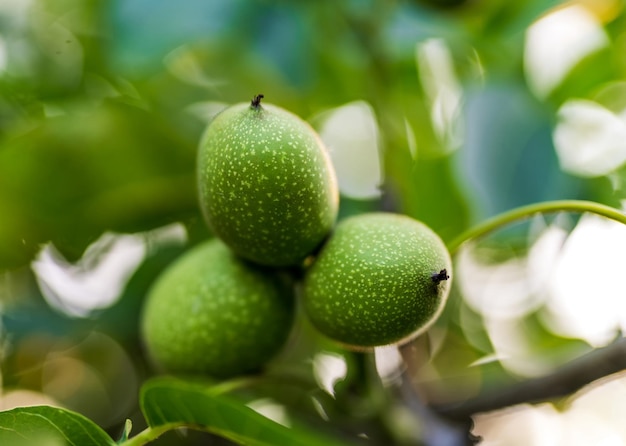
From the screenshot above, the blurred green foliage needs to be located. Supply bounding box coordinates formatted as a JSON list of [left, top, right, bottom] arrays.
[[2, 0, 626, 444], [4, 0, 618, 269]]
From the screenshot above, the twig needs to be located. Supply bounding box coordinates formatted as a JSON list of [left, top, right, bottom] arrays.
[[422, 336, 626, 421]]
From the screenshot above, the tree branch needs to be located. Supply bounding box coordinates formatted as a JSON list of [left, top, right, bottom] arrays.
[[417, 336, 626, 422]]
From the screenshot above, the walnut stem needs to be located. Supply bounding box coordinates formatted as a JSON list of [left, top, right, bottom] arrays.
[[251, 94, 264, 109]]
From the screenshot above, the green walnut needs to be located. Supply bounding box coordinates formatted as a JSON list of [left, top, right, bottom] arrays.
[[303, 212, 452, 349], [141, 238, 294, 378], [197, 94, 339, 267]]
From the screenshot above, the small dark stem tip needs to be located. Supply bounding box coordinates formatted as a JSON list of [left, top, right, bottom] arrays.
[[431, 269, 450, 284], [251, 94, 264, 109]]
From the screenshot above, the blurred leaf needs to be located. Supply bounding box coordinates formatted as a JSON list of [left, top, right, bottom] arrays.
[[0, 99, 198, 269], [484, 0, 566, 37], [140, 377, 356, 446], [0, 268, 89, 341], [0, 405, 116, 446], [384, 3, 468, 58], [549, 47, 617, 107], [412, 0, 470, 10], [337, 196, 382, 221], [454, 82, 583, 221], [404, 155, 472, 242], [108, 0, 245, 76]]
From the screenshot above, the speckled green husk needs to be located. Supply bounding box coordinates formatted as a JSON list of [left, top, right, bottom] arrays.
[[141, 239, 294, 378], [197, 100, 339, 267], [303, 213, 452, 349]]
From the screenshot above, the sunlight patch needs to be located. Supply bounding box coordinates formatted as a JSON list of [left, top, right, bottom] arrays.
[[32, 223, 187, 318], [316, 101, 382, 199], [375, 345, 404, 383], [473, 372, 626, 445], [553, 99, 626, 177], [247, 398, 291, 427], [524, 5, 609, 98], [416, 38, 463, 152], [543, 214, 626, 347], [312, 352, 347, 397], [456, 225, 562, 321]]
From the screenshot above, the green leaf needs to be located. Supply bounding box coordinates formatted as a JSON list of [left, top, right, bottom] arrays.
[[0, 405, 116, 446], [138, 377, 355, 446]]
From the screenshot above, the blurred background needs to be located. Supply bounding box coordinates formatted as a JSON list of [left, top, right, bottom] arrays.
[[1, 0, 626, 444]]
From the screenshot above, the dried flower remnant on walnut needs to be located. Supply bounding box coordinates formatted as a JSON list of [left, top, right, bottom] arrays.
[[251, 94, 264, 109], [431, 269, 449, 284]]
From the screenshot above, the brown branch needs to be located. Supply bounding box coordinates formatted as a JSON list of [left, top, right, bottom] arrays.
[[418, 336, 626, 422]]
